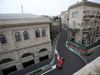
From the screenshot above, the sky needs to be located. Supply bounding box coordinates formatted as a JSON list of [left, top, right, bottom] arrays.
[[0, 0, 100, 16]]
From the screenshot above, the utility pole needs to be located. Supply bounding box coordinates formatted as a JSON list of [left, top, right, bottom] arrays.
[[21, 5, 23, 14]]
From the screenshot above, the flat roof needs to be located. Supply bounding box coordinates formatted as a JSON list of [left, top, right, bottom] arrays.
[[0, 13, 45, 20]]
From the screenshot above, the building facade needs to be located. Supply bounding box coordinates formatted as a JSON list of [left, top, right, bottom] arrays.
[[0, 14, 53, 75], [68, 0, 100, 46], [61, 11, 69, 27]]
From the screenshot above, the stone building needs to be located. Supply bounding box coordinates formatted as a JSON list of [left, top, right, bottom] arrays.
[[61, 10, 69, 27], [0, 14, 53, 75], [68, 0, 100, 46], [50, 17, 61, 34]]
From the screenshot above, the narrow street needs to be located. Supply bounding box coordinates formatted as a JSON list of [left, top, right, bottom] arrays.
[[45, 28, 86, 75]]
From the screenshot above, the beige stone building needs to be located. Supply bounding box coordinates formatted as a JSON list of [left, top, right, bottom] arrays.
[[0, 14, 53, 75], [61, 10, 69, 27], [68, 0, 100, 46]]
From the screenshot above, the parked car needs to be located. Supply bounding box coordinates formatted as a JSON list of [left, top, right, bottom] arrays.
[[56, 57, 64, 69]]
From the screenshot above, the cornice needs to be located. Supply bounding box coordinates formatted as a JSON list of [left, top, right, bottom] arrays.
[[0, 21, 51, 28]]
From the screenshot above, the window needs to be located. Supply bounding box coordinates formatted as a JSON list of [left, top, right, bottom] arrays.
[[23, 31, 29, 40], [91, 11, 96, 15], [42, 29, 46, 37], [15, 32, 22, 41], [73, 23, 76, 28], [39, 48, 47, 53], [35, 30, 40, 38], [76, 11, 78, 18], [22, 53, 33, 58], [72, 12, 74, 18], [0, 34, 7, 44], [74, 12, 75, 18], [0, 58, 13, 65]]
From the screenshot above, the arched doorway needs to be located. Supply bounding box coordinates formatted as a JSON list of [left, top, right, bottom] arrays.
[[21, 53, 34, 68]]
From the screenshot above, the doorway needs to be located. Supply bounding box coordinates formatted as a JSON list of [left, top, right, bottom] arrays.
[[2, 65, 17, 75]]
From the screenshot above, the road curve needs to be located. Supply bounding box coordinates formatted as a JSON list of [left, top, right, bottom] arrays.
[[45, 28, 86, 75]]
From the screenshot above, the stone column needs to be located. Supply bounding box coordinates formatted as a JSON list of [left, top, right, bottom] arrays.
[[8, 31, 16, 49], [16, 62, 23, 70], [34, 57, 39, 64], [14, 51, 23, 70]]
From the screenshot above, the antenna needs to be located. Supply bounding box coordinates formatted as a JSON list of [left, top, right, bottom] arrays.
[[21, 5, 23, 14]]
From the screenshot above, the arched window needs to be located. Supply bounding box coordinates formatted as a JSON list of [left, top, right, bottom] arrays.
[[22, 53, 33, 58], [42, 29, 46, 37], [35, 30, 40, 38], [0, 34, 7, 44], [15, 32, 22, 41], [23, 31, 29, 40], [0, 58, 13, 65], [39, 48, 47, 53]]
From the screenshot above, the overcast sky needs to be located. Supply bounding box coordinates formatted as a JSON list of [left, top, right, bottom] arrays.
[[0, 0, 100, 16]]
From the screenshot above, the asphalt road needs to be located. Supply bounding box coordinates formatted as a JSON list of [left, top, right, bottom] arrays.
[[45, 28, 86, 75], [82, 46, 100, 63]]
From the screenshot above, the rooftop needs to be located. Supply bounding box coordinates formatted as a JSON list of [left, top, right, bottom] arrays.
[[0, 13, 44, 20], [68, 1, 100, 9]]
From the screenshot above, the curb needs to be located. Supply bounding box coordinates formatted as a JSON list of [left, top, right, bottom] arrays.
[[88, 45, 100, 51], [65, 42, 87, 65]]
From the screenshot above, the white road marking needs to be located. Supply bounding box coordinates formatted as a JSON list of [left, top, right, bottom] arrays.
[[52, 64, 57, 69], [41, 64, 57, 75], [41, 32, 62, 75]]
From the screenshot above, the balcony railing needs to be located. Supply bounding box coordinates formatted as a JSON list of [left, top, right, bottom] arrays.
[[83, 15, 95, 19], [83, 15, 100, 20]]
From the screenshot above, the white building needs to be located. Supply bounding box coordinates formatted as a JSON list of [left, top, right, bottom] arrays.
[[68, 0, 100, 46], [60, 10, 69, 27]]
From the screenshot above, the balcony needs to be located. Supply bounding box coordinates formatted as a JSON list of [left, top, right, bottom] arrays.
[[83, 15, 100, 21], [83, 15, 95, 19]]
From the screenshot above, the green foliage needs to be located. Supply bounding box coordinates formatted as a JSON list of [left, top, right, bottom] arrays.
[[49, 23, 58, 44]]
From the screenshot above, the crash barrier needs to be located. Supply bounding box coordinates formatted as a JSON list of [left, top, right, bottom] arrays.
[[8, 58, 53, 75], [26, 34, 59, 75], [86, 40, 100, 50], [27, 34, 60, 75], [66, 40, 93, 56]]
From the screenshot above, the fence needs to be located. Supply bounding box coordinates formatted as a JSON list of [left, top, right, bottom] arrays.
[[8, 58, 53, 75]]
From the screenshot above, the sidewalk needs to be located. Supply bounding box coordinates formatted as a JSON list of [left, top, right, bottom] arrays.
[[86, 41, 100, 51], [88, 44, 100, 51]]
